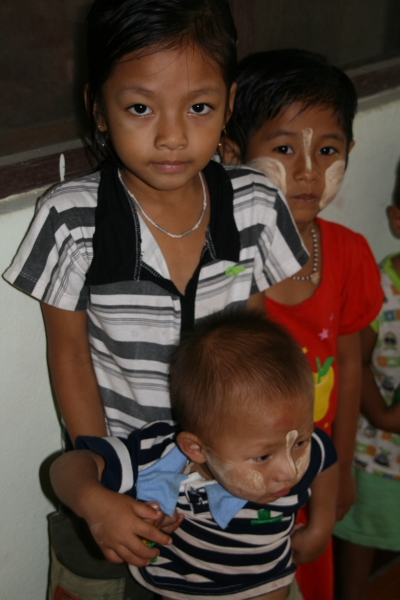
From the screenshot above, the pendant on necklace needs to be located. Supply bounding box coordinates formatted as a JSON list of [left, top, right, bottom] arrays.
[[310, 271, 321, 286]]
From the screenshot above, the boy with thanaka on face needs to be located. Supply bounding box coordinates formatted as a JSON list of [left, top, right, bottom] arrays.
[[50, 311, 338, 600], [221, 50, 383, 600]]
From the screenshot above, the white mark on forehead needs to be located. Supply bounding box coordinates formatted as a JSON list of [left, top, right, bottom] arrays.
[[302, 128, 313, 172], [248, 157, 287, 195], [319, 159, 345, 209], [286, 430, 298, 477]]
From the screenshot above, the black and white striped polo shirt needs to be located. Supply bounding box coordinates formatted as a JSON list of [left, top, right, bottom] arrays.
[[77, 421, 336, 600], [4, 160, 307, 438]]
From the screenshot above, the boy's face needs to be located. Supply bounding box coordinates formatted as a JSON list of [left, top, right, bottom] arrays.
[[246, 102, 351, 228], [202, 397, 314, 504]]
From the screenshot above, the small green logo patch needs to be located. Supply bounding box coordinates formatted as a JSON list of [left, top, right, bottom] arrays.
[[251, 509, 285, 525], [225, 265, 246, 278]]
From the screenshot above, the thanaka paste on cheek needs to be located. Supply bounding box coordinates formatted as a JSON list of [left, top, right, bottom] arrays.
[[248, 157, 287, 195], [204, 449, 265, 496], [295, 442, 311, 480], [286, 430, 298, 478], [319, 159, 345, 209], [302, 128, 313, 172]]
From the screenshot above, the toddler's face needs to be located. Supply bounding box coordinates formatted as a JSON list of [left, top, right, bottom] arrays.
[[246, 102, 351, 228], [203, 397, 314, 504]]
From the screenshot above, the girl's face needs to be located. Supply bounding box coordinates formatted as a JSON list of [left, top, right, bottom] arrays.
[[96, 45, 235, 198], [246, 102, 352, 227]]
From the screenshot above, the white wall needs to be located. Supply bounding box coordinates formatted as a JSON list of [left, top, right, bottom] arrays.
[[0, 89, 400, 599], [323, 88, 400, 261]]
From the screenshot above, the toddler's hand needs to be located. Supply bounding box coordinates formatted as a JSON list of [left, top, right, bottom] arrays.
[[81, 487, 173, 566], [291, 523, 329, 565], [144, 502, 184, 534]]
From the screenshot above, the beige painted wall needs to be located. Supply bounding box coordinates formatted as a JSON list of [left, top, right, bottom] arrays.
[[0, 88, 400, 598]]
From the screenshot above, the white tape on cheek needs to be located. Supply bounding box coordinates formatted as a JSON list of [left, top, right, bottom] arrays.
[[302, 128, 313, 172], [319, 160, 345, 209], [248, 156, 287, 195], [286, 430, 298, 477]]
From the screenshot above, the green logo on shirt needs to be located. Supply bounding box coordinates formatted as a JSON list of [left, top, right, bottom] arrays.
[[226, 266, 246, 278]]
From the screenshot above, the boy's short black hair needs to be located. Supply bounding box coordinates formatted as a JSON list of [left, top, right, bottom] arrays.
[[86, 0, 237, 164], [169, 310, 314, 442], [227, 49, 358, 160]]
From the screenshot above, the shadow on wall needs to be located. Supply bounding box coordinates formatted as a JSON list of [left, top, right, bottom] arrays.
[[39, 451, 63, 509]]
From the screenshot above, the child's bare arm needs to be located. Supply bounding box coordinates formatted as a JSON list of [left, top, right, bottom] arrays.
[[41, 303, 107, 443], [332, 331, 361, 520], [360, 325, 400, 433], [50, 450, 174, 566], [247, 291, 266, 313], [291, 462, 338, 564]]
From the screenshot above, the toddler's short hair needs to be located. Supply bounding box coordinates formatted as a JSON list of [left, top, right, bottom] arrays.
[[227, 49, 357, 160], [170, 311, 314, 441]]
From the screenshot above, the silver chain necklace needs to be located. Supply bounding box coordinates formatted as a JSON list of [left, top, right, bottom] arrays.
[[119, 171, 207, 239], [292, 226, 320, 285]]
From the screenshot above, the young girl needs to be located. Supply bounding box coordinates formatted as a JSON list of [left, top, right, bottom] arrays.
[[3, 3, 308, 599], [335, 203, 400, 600], [221, 49, 383, 600]]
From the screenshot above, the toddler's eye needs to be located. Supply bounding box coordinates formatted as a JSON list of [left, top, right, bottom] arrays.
[[253, 454, 270, 463], [275, 145, 294, 155], [189, 103, 212, 115], [319, 146, 336, 155], [129, 104, 152, 116], [295, 439, 309, 450]]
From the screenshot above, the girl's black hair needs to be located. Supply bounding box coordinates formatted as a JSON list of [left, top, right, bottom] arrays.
[[86, 0, 237, 163], [227, 49, 358, 161]]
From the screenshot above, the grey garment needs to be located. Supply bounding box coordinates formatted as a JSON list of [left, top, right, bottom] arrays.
[[48, 509, 156, 600], [287, 579, 305, 600]]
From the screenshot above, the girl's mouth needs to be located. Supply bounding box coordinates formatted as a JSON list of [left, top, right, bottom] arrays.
[[292, 194, 318, 204], [152, 161, 189, 173]]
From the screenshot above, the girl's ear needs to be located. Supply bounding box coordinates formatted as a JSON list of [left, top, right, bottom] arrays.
[[388, 206, 400, 237], [227, 82, 237, 120], [219, 136, 242, 165], [177, 432, 208, 464]]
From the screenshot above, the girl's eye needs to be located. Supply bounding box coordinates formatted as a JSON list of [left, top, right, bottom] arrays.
[[189, 103, 212, 115], [319, 146, 337, 155], [275, 145, 294, 155], [129, 104, 152, 116]]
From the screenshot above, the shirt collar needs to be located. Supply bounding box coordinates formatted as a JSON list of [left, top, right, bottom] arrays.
[[85, 160, 240, 287]]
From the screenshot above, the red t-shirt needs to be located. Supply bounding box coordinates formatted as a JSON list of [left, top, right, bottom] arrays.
[[266, 218, 383, 433]]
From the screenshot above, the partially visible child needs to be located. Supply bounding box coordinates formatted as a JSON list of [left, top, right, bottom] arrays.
[[221, 49, 383, 600], [335, 202, 400, 600], [50, 311, 338, 600]]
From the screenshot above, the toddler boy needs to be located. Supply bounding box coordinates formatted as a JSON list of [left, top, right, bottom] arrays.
[[50, 312, 338, 600]]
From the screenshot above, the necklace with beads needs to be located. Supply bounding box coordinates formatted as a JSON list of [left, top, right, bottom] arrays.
[[292, 225, 320, 285], [118, 171, 207, 239]]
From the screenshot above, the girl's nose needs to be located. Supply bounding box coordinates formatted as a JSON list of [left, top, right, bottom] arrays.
[[293, 154, 318, 182], [155, 113, 187, 150]]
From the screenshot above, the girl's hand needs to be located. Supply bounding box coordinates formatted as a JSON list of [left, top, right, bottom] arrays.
[[146, 505, 185, 534], [81, 487, 173, 566]]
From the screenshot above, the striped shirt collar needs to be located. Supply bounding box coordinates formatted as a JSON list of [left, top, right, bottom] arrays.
[[86, 160, 240, 286]]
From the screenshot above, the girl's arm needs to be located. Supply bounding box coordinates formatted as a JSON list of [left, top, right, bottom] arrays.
[[50, 450, 173, 566], [41, 303, 107, 443], [360, 325, 400, 433], [332, 331, 361, 521], [291, 462, 338, 564], [247, 291, 266, 313]]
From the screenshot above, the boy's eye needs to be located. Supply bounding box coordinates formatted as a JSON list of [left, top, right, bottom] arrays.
[[253, 454, 270, 463], [189, 103, 212, 115], [275, 145, 294, 155], [295, 439, 310, 450], [319, 146, 337, 155], [129, 104, 152, 116]]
